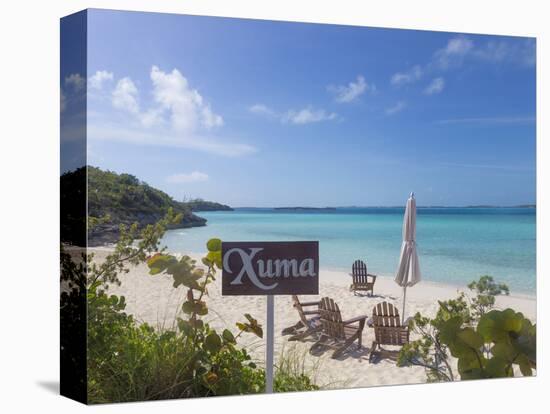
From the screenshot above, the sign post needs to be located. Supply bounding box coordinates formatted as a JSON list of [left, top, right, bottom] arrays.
[[221, 241, 319, 394], [265, 295, 274, 393]]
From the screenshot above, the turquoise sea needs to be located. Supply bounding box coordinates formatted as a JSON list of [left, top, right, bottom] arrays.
[[160, 208, 536, 294]]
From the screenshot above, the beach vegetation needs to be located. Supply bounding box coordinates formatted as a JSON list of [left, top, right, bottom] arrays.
[[398, 276, 535, 381], [61, 210, 319, 403]]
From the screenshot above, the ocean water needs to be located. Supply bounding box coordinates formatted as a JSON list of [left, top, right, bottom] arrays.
[[160, 208, 536, 294]]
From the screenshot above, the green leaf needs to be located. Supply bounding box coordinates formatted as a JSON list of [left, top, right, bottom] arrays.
[[147, 254, 177, 275], [457, 328, 484, 349], [182, 300, 208, 315], [237, 314, 263, 338], [207, 238, 222, 252], [222, 329, 236, 344], [438, 316, 462, 345], [177, 318, 193, 335], [516, 354, 533, 376], [204, 333, 222, 353], [206, 250, 222, 268], [501, 309, 523, 333], [491, 343, 516, 362], [485, 357, 512, 378]]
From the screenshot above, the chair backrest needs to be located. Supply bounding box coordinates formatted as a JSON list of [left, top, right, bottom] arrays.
[[371, 302, 408, 345], [318, 297, 345, 339], [291, 295, 310, 326], [372, 302, 401, 327], [352, 259, 368, 284]]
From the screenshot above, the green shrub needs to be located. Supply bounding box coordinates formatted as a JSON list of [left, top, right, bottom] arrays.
[[79, 213, 319, 403], [398, 276, 535, 382]]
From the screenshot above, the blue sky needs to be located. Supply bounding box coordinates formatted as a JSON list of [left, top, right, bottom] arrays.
[[70, 9, 536, 207]]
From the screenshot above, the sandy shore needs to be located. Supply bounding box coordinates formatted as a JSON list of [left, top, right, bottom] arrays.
[[94, 248, 536, 389]]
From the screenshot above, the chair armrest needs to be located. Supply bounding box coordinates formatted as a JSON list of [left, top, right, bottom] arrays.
[[343, 315, 369, 325], [367, 273, 377, 281], [302, 310, 320, 316], [367, 317, 374, 327], [300, 301, 320, 307]]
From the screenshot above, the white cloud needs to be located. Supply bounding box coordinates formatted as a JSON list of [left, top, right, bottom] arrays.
[[91, 66, 253, 157], [166, 171, 209, 183], [89, 70, 114, 90], [444, 37, 473, 55], [424, 77, 445, 95], [65, 73, 85, 91], [390, 36, 534, 92], [433, 36, 474, 69], [391, 65, 423, 86], [88, 123, 256, 157], [249, 104, 337, 125], [385, 101, 406, 115], [249, 104, 277, 117], [150, 65, 223, 132], [473, 38, 536, 66], [139, 108, 164, 128], [329, 75, 371, 103], [283, 107, 338, 125], [112, 77, 140, 114]]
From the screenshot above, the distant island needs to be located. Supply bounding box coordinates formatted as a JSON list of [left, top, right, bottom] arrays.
[[185, 199, 233, 212], [463, 204, 536, 209], [61, 166, 232, 246], [274, 207, 337, 211]]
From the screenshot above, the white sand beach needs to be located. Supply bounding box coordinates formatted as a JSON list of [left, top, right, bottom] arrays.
[[95, 248, 536, 389]]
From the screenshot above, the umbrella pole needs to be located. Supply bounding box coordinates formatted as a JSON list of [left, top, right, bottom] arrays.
[[402, 286, 407, 325]]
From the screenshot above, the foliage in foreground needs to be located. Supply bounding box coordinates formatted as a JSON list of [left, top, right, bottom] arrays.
[[398, 276, 536, 382], [61, 209, 319, 403]]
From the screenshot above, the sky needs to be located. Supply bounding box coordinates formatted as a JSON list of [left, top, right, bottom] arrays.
[[63, 9, 536, 207]]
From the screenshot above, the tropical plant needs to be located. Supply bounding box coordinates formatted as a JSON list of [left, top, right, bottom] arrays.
[[467, 275, 509, 319], [438, 308, 535, 379], [398, 276, 535, 382]]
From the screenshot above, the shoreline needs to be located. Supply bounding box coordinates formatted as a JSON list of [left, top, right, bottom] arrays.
[[154, 247, 537, 300], [90, 246, 536, 316]]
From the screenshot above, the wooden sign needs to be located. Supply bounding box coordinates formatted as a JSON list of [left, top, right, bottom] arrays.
[[221, 241, 319, 295]]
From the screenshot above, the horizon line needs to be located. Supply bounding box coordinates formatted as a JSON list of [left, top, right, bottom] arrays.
[[228, 204, 537, 209]]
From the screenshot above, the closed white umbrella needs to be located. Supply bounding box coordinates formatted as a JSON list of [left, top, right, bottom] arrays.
[[395, 192, 421, 324]]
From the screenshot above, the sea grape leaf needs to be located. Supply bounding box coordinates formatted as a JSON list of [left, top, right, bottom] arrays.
[[204, 333, 222, 353], [182, 300, 208, 316], [206, 250, 222, 268], [222, 329, 236, 344], [516, 354, 533, 376], [236, 314, 263, 338], [485, 357, 513, 378], [491, 342, 516, 362], [207, 238, 222, 252], [147, 254, 177, 275], [457, 328, 484, 349]]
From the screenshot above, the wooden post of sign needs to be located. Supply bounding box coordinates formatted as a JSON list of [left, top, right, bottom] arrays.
[[266, 295, 274, 393]]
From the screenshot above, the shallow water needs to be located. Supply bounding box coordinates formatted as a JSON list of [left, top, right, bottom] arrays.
[[160, 207, 536, 294]]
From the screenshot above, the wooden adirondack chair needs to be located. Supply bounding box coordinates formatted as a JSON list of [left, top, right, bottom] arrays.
[[349, 259, 376, 295], [281, 295, 322, 341], [368, 301, 411, 362], [314, 297, 368, 359]]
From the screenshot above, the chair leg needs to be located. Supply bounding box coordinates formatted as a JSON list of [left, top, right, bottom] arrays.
[[369, 341, 378, 363], [332, 332, 360, 359], [289, 325, 322, 341]]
